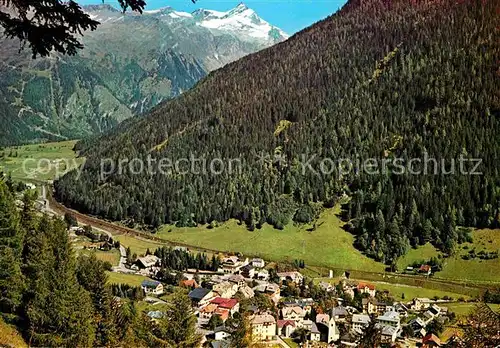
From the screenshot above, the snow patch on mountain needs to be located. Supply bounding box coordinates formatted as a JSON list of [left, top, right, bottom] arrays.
[[84, 3, 288, 44], [169, 11, 193, 19], [194, 3, 288, 42]]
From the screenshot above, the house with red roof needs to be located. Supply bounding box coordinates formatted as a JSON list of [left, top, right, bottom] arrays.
[[277, 320, 296, 338], [422, 333, 442, 347], [210, 297, 240, 315], [214, 308, 230, 322], [419, 264, 432, 275], [357, 282, 376, 297]]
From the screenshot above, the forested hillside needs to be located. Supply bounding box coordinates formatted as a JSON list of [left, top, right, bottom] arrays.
[[56, 0, 500, 264], [0, 178, 200, 346]]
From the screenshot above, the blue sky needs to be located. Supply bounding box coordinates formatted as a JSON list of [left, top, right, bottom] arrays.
[[78, 0, 347, 34]]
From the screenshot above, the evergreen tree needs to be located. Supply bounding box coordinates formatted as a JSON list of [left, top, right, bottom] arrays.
[[208, 314, 224, 330], [0, 181, 24, 315], [151, 292, 201, 347], [230, 314, 251, 348], [76, 254, 117, 346], [21, 216, 95, 347]]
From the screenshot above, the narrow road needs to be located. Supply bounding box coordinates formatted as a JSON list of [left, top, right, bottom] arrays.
[[91, 226, 131, 273]]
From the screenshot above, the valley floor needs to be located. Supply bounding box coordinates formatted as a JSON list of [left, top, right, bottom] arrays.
[[3, 140, 499, 290], [157, 206, 385, 273], [0, 140, 81, 181]]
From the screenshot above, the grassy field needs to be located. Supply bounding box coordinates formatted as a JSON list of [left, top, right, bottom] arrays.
[[72, 234, 121, 266], [77, 248, 121, 266], [115, 235, 166, 257], [106, 272, 150, 287], [0, 318, 27, 348], [441, 302, 500, 318], [2, 138, 496, 285], [396, 243, 440, 270], [437, 229, 500, 283], [397, 229, 500, 284], [94, 250, 121, 265], [365, 281, 471, 302], [0, 140, 82, 181], [158, 206, 385, 273], [315, 276, 475, 301]]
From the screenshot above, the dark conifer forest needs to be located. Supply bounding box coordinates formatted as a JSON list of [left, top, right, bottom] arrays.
[[0, 179, 201, 346], [56, 0, 500, 264]]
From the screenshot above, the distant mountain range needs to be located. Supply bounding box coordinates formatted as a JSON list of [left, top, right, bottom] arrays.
[[0, 3, 288, 145]]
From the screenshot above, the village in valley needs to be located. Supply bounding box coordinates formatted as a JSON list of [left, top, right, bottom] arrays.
[[70, 220, 469, 348]]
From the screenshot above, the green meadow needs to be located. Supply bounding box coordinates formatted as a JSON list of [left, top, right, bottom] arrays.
[[106, 272, 150, 287], [366, 281, 471, 302], [0, 140, 82, 181], [437, 229, 500, 283], [2, 138, 498, 286], [114, 235, 166, 257], [158, 206, 385, 273], [397, 229, 500, 284], [396, 243, 441, 270]]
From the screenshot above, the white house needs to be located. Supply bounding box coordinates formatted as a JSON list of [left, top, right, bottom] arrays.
[[356, 282, 376, 297], [319, 281, 335, 293], [141, 280, 164, 295], [411, 298, 433, 311], [238, 285, 255, 299], [351, 314, 371, 332], [310, 322, 321, 341], [251, 258, 265, 268], [214, 327, 233, 341], [137, 255, 160, 269], [331, 306, 349, 322], [281, 306, 305, 322], [25, 183, 36, 190], [251, 314, 276, 341], [277, 271, 303, 283], [256, 269, 270, 281], [253, 283, 281, 304], [224, 274, 246, 288], [424, 304, 442, 320], [277, 320, 296, 338], [376, 323, 401, 343], [377, 311, 401, 329], [213, 281, 238, 299], [219, 256, 248, 274], [188, 288, 214, 307]]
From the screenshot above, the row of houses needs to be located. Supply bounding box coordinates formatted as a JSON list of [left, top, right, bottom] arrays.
[[218, 256, 266, 274], [133, 250, 456, 348]]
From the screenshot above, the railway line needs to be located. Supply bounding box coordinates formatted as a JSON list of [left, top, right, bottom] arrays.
[[45, 185, 496, 295], [46, 186, 222, 254]]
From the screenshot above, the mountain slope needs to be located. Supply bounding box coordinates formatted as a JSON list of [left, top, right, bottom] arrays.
[[56, 0, 500, 263], [0, 3, 287, 146]]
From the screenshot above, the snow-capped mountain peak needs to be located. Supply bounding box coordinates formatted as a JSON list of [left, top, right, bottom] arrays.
[[193, 3, 288, 43], [225, 3, 251, 16], [84, 3, 288, 44]]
